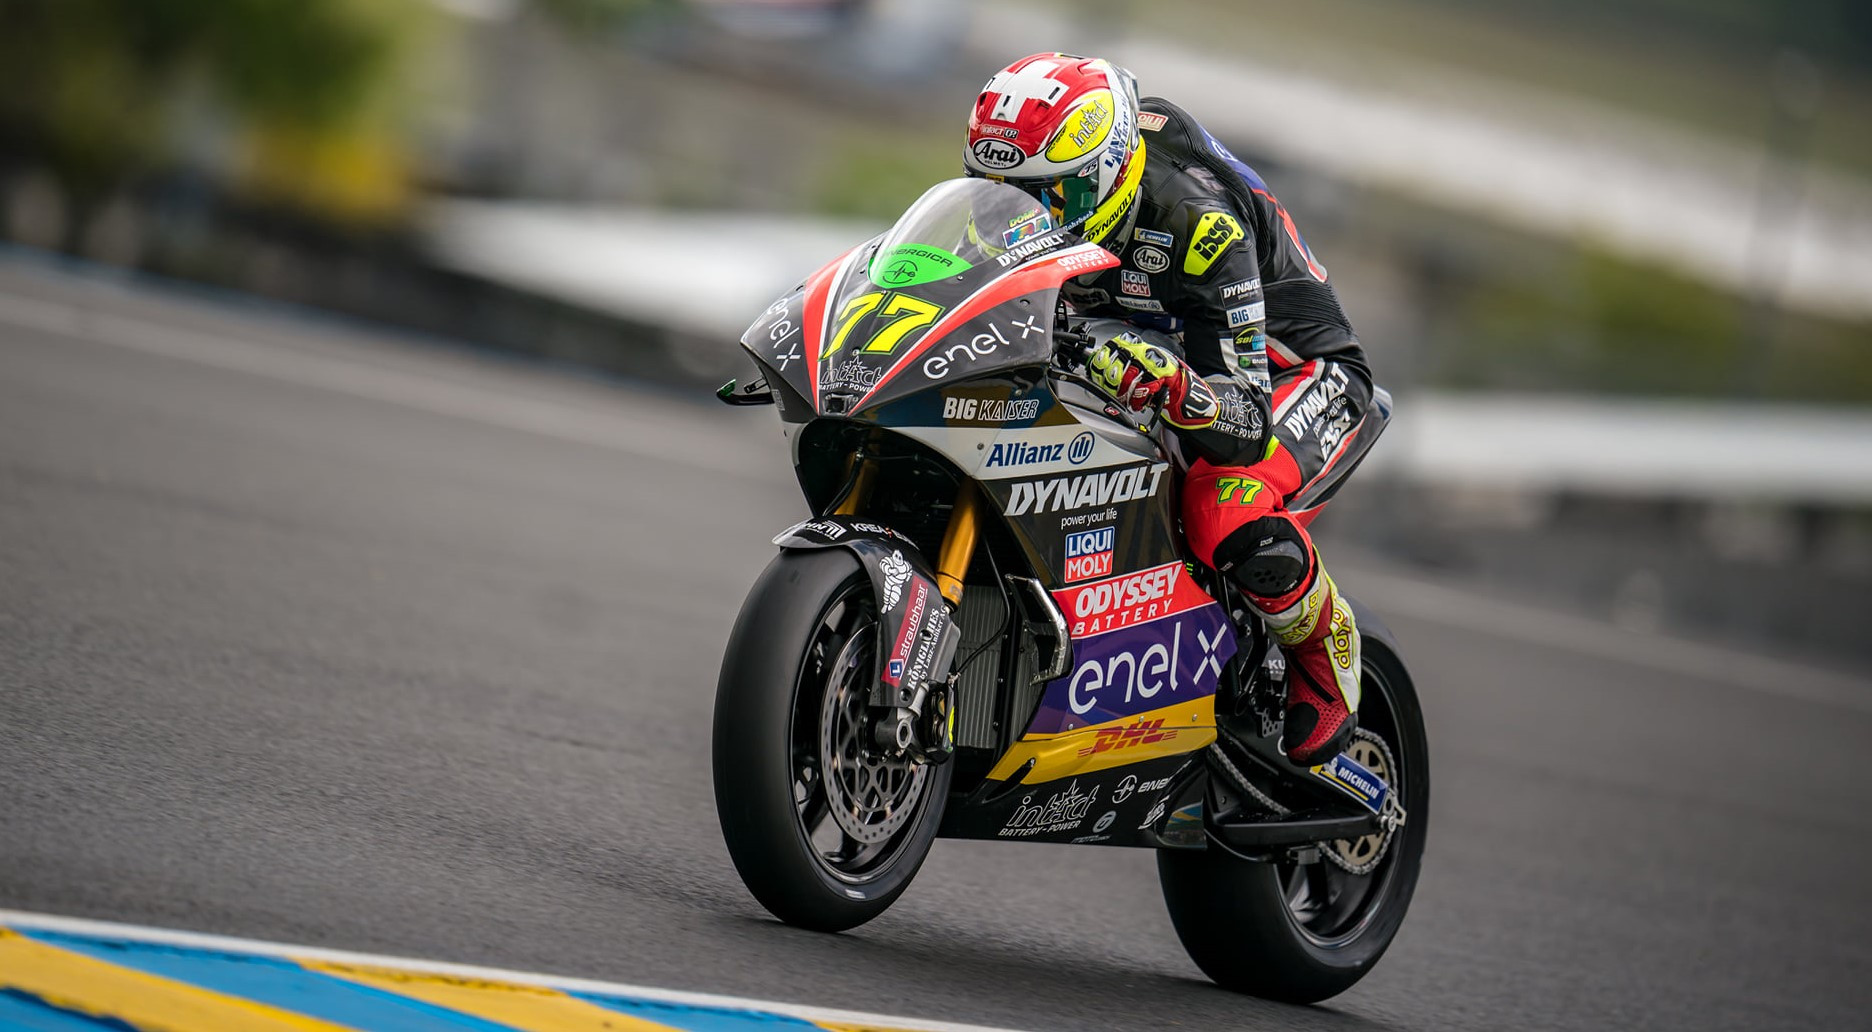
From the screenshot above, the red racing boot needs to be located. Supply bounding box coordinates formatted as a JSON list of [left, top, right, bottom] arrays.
[[1252, 562, 1361, 765], [1183, 461, 1361, 765]]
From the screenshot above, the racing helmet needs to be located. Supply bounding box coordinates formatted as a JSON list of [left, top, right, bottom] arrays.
[[962, 52, 1145, 247]]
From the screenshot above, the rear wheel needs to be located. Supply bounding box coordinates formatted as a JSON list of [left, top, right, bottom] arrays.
[[1158, 619, 1429, 1003], [713, 548, 952, 932]]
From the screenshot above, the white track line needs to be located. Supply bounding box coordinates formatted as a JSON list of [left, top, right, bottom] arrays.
[[0, 909, 1029, 1032]]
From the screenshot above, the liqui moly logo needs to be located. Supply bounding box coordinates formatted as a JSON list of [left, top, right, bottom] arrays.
[[1063, 527, 1113, 582]]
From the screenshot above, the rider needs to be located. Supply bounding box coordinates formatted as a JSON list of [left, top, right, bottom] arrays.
[[961, 52, 1373, 765]]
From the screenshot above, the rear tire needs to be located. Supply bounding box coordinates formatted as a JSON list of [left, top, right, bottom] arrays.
[[1158, 619, 1429, 1003], [713, 548, 952, 932]]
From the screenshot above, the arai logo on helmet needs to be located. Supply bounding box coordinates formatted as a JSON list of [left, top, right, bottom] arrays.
[[972, 137, 1024, 170]]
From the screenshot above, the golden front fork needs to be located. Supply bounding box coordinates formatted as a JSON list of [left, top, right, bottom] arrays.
[[935, 483, 981, 606], [834, 454, 978, 607], [832, 458, 877, 516]]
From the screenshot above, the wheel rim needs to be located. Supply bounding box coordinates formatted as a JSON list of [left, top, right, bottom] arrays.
[[787, 578, 931, 885], [1277, 655, 1408, 947]]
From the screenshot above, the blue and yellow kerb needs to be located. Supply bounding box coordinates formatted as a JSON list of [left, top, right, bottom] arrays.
[[0, 911, 1011, 1032]]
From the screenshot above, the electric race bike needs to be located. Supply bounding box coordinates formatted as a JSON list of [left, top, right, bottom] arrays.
[[713, 178, 1426, 1003]]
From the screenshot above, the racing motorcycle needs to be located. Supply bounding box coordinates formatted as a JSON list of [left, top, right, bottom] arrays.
[[712, 178, 1426, 1003]]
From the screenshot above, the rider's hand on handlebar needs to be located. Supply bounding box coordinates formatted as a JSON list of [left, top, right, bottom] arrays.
[[1085, 332, 1219, 431]]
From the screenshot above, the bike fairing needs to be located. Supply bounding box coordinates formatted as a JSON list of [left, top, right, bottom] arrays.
[[740, 182, 1231, 829], [719, 176, 1425, 1001]]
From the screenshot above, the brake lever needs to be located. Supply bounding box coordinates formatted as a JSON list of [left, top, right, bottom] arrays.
[[1051, 323, 1096, 369]]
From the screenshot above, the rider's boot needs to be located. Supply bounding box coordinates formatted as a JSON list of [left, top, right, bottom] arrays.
[[1216, 517, 1361, 765], [1252, 558, 1361, 765]]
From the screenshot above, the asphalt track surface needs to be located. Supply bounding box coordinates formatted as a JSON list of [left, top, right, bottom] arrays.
[[2, 259, 1870, 1032]]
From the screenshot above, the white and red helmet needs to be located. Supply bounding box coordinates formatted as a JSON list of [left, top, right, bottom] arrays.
[[962, 52, 1145, 247]]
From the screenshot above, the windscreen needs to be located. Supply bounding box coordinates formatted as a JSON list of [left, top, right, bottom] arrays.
[[864, 178, 1061, 290]]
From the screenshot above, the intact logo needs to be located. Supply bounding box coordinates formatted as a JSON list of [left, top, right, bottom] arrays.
[[1133, 227, 1174, 248], [1063, 526, 1114, 582], [1120, 270, 1150, 297], [1132, 246, 1170, 274], [1077, 717, 1177, 757], [971, 137, 1024, 170], [998, 779, 1100, 838]]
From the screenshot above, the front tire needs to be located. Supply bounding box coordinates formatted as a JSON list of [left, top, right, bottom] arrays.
[[713, 548, 952, 932], [1158, 618, 1429, 1003]]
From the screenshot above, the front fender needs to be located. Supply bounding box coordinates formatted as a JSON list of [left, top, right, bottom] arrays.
[[773, 517, 961, 709]]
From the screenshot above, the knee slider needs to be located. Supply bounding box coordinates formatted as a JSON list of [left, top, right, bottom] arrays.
[[1215, 516, 1312, 599]]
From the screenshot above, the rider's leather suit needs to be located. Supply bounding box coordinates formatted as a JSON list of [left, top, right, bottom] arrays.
[[1065, 98, 1375, 760]]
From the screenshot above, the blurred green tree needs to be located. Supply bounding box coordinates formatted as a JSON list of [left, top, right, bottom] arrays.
[[0, 0, 433, 234]]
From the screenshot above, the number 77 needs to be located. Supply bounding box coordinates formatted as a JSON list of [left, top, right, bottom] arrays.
[[825, 292, 946, 359]]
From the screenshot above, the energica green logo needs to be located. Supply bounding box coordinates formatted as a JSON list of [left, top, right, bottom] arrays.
[[868, 244, 972, 289]]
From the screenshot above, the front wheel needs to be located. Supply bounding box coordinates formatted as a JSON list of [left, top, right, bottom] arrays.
[[713, 548, 952, 932], [1157, 617, 1430, 1003]]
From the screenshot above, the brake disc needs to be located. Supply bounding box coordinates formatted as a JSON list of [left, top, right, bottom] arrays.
[[1324, 727, 1399, 875], [819, 633, 926, 845]]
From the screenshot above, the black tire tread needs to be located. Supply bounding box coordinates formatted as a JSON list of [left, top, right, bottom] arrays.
[[712, 548, 949, 932], [1158, 634, 1429, 1003]]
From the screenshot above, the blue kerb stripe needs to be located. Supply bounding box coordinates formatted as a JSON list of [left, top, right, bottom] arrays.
[[0, 988, 130, 1032], [18, 930, 515, 1032], [573, 993, 820, 1031]]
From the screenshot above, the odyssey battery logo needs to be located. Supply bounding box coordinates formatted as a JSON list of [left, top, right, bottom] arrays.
[[1063, 526, 1114, 582]]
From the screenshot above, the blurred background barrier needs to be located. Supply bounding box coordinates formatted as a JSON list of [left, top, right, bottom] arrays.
[[2, 0, 1868, 667]]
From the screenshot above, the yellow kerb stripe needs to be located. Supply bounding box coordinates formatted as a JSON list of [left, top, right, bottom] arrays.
[[307, 960, 682, 1031], [0, 927, 354, 1032]]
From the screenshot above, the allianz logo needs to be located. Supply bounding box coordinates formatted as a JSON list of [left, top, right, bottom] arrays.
[[985, 431, 1095, 469]]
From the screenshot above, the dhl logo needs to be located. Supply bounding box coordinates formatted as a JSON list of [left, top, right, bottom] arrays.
[[1077, 718, 1178, 757]]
